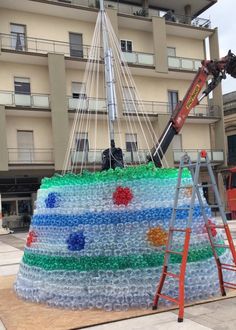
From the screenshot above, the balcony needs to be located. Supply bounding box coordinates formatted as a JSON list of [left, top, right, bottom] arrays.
[[0, 34, 98, 60], [173, 149, 224, 164], [122, 51, 154, 66], [8, 148, 54, 164], [39, 0, 211, 29], [0, 91, 50, 109], [189, 105, 220, 118], [123, 100, 220, 118], [70, 148, 149, 165], [168, 56, 202, 72], [68, 97, 107, 112]]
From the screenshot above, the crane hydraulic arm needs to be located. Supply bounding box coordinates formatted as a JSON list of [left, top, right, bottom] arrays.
[[151, 50, 236, 167]]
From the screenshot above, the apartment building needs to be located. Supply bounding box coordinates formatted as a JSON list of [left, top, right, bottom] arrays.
[[223, 92, 236, 166], [0, 0, 225, 226]]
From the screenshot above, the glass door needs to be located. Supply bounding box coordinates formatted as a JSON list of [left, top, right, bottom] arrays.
[[69, 33, 83, 58], [17, 130, 34, 162]]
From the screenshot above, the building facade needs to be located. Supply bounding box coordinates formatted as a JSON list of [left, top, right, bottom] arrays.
[[0, 0, 226, 226], [223, 91, 236, 166]]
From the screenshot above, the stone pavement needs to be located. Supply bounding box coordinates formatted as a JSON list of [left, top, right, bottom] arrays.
[[0, 222, 236, 330]]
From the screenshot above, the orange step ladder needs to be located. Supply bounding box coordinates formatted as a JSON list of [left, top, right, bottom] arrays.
[[152, 151, 236, 322]]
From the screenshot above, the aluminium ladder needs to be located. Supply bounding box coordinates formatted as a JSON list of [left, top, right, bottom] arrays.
[[152, 151, 236, 322]]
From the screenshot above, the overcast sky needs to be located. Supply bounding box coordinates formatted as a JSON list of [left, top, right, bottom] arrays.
[[202, 0, 236, 94]]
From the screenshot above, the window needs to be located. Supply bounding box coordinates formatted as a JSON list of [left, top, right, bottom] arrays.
[[2, 200, 17, 217], [228, 135, 236, 164], [121, 40, 132, 53], [168, 90, 179, 113], [126, 133, 138, 162], [167, 47, 176, 57], [17, 130, 34, 162], [72, 82, 86, 99], [75, 132, 89, 152], [14, 77, 31, 95], [14, 77, 31, 106], [69, 33, 83, 58], [123, 86, 136, 111], [10, 23, 26, 51], [231, 173, 236, 189]]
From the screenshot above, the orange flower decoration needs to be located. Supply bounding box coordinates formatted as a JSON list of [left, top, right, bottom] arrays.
[[147, 227, 168, 246]]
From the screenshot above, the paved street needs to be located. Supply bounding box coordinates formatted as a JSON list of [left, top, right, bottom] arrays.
[[0, 221, 236, 329]]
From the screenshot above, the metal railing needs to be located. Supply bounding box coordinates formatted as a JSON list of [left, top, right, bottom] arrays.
[[189, 105, 220, 118], [70, 148, 150, 165], [0, 91, 50, 108], [1, 33, 207, 72], [0, 33, 100, 59], [31, 0, 211, 28], [8, 148, 54, 164], [123, 100, 220, 117], [0, 90, 220, 118], [173, 149, 224, 163], [0, 34, 154, 67], [168, 56, 202, 71]]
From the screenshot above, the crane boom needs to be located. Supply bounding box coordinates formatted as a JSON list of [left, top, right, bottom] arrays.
[[151, 50, 236, 167]]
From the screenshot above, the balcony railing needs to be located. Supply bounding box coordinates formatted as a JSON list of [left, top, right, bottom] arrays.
[[122, 51, 154, 66], [173, 149, 224, 163], [123, 100, 220, 118], [0, 33, 100, 60], [68, 96, 107, 112], [0, 34, 154, 67], [0, 91, 50, 108], [168, 56, 202, 71], [8, 148, 54, 164], [70, 149, 150, 165], [189, 105, 220, 118]]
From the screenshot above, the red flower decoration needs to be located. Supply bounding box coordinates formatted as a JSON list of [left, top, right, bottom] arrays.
[[113, 186, 133, 206], [26, 230, 37, 247], [204, 219, 217, 237]]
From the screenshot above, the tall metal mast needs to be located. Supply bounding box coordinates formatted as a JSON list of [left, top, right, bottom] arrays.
[[100, 0, 117, 148]]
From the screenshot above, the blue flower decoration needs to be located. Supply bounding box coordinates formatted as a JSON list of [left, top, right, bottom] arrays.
[[45, 192, 60, 208], [67, 232, 85, 251]]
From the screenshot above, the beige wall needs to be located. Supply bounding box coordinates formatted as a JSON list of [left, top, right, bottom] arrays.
[[0, 9, 95, 45], [167, 36, 204, 59], [119, 28, 153, 53], [69, 117, 154, 150], [0, 62, 50, 93], [66, 69, 105, 97], [181, 124, 211, 149], [6, 116, 53, 149]]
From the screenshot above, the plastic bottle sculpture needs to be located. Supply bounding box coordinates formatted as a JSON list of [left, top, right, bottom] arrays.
[[15, 163, 235, 310]]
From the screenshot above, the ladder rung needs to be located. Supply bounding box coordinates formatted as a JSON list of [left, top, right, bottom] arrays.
[[213, 244, 229, 249], [166, 250, 183, 256], [206, 224, 225, 229], [170, 228, 188, 232], [206, 205, 220, 208], [198, 183, 213, 188], [223, 281, 236, 289], [221, 263, 236, 268], [221, 266, 236, 272], [164, 272, 180, 279], [178, 185, 193, 189], [157, 293, 179, 304], [223, 285, 236, 290]]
